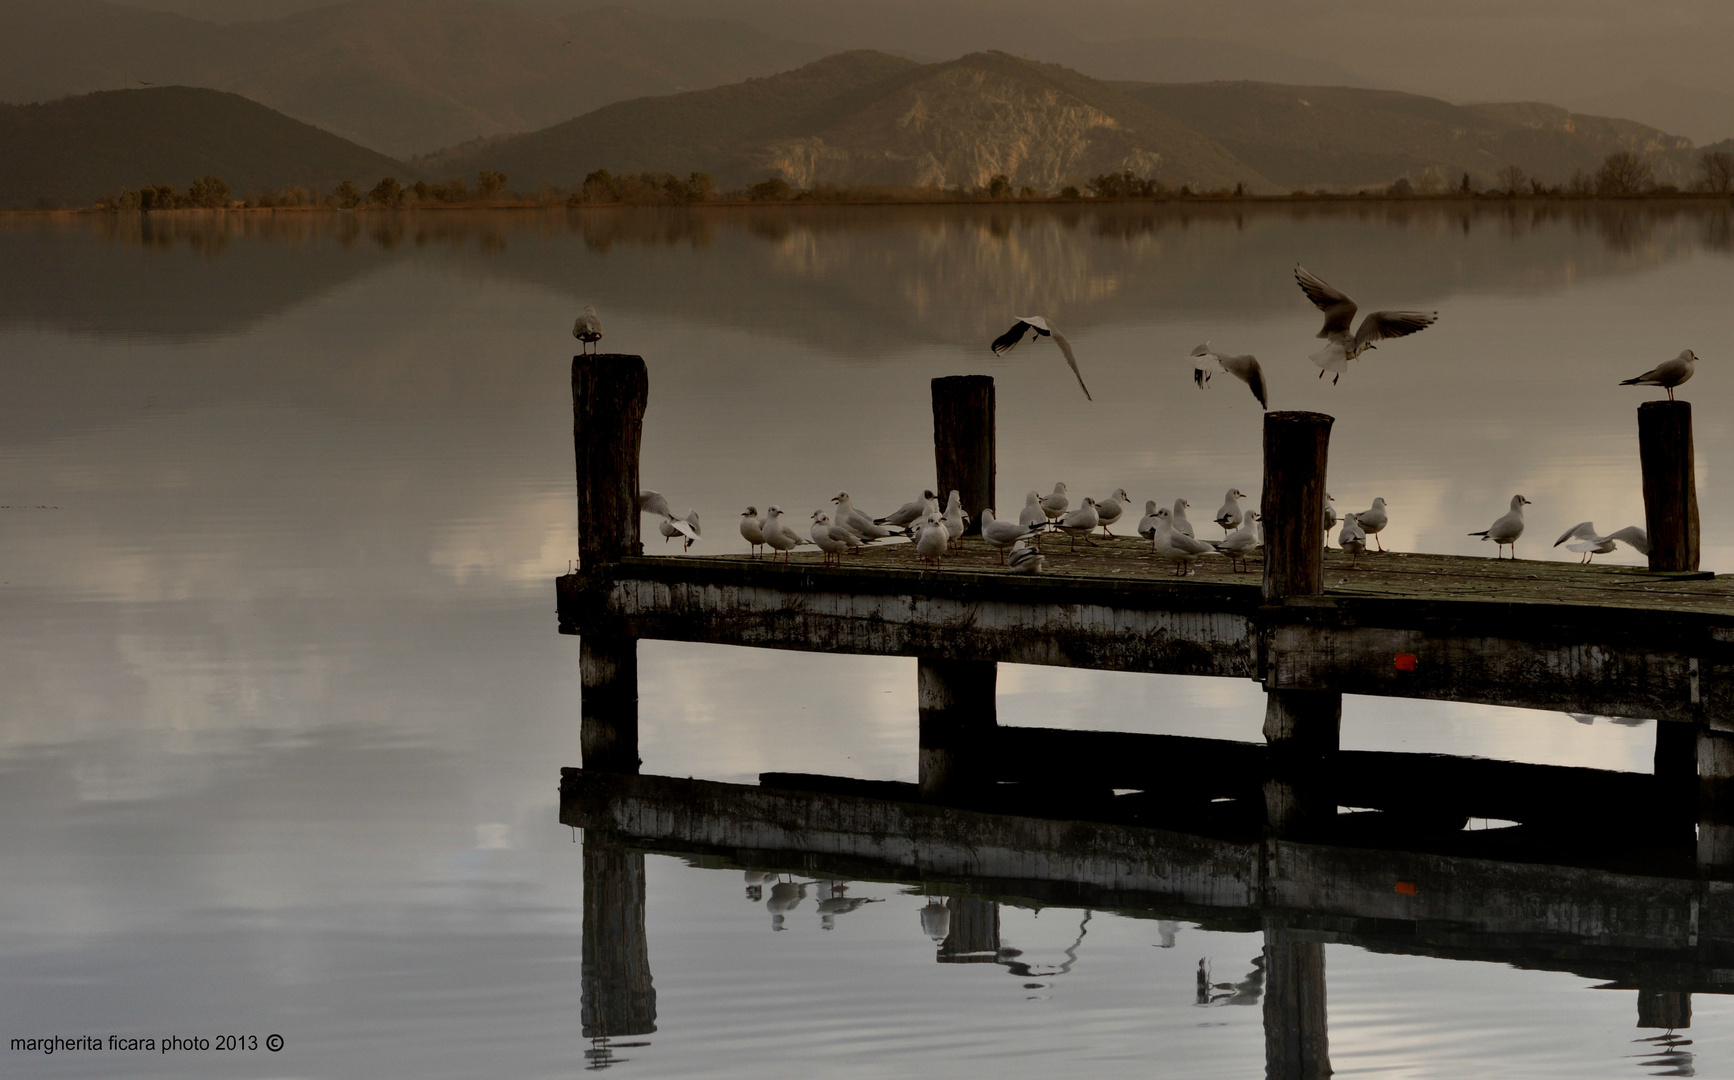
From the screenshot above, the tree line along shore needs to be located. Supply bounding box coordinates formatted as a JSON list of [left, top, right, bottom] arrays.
[[28, 149, 1734, 214]]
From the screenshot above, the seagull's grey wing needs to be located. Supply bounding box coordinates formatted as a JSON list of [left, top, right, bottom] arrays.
[[1354, 310, 1438, 352], [1193, 349, 1222, 391], [1554, 521, 1597, 547], [1225, 354, 1267, 409], [990, 321, 1031, 356], [640, 490, 673, 519], [1294, 265, 1358, 338], [1048, 329, 1092, 401], [1605, 525, 1649, 553], [664, 517, 699, 541]]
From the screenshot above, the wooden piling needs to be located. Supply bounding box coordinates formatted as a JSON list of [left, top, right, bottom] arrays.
[[1263, 919, 1331, 1080], [1263, 689, 1342, 836], [1699, 729, 1734, 876], [1638, 401, 1699, 572], [938, 897, 1001, 964], [1261, 411, 1334, 600], [1637, 989, 1691, 1030], [582, 635, 640, 773], [575, 354, 649, 567], [581, 836, 657, 1039], [931, 376, 995, 535], [1655, 720, 1700, 844], [918, 657, 998, 801]]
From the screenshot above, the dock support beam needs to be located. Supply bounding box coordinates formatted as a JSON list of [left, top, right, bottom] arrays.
[[1264, 690, 1342, 836], [1264, 919, 1331, 1080], [581, 836, 657, 1043], [1655, 720, 1700, 844], [1638, 401, 1698, 572], [575, 354, 649, 568], [931, 375, 994, 535], [918, 658, 998, 801], [1699, 729, 1734, 875], [1637, 989, 1691, 1030], [1261, 411, 1334, 601], [582, 636, 640, 773], [938, 898, 1001, 964]]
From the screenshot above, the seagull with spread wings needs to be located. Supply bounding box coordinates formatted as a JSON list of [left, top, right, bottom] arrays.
[[1190, 343, 1268, 409], [991, 316, 1092, 400], [1293, 266, 1437, 384]]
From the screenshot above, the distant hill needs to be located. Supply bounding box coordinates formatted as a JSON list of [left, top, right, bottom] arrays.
[[0, 87, 408, 208], [424, 51, 1275, 192], [1122, 82, 1702, 191], [0, 0, 830, 157]]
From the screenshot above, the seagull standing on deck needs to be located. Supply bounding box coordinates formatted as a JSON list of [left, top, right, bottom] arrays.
[[1338, 513, 1366, 567], [740, 506, 766, 557], [980, 508, 1043, 563], [1214, 489, 1247, 538], [760, 506, 808, 563], [1094, 488, 1131, 536], [991, 317, 1092, 400], [1190, 344, 1268, 409], [1137, 500, 1161, 541], [1019, 490, 1047, 529], [573, 304, 603, 354], [1293, 266, 1437, 383], [1619, 349, 1697, 400], [1171, 498, 1196, 538], [1055, 497, 1101, 551], [1468, 494, 1531, 559], [810, 511, 863, 565], [833, 492, 905, 540], [1041, 483, 1070, 521], [1355, 497, 1388, 552], [1150, 507, 1219, 575], [876, 490, 937, 530]]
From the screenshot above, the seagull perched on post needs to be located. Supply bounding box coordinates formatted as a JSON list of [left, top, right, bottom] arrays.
[[990, 316, 1092, 400], [1190, 344, 1268, 409], [572, 304, 602, 353], [1619, 349, 1696, 401], [1468, 494, 1531, 559], [1293, 266, 1437, 383], [1553, 521, 1648, 563]]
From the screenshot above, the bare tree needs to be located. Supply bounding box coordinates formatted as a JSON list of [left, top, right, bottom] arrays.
[[1595, 151, 1655, 195], [1496, 165, 1527, 195], [1701, 150, 1734, 194]]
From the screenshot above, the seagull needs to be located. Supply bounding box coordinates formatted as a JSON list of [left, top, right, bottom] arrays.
[[1007, 539, 1046, 574], [1150, 507, 1219, 575], [914, 512, 949, 567], [740, 506, 766, 557], [1171, 498, 1195, 538], [760, 506, 810, 563], [766, 879, 809, 931], [833, 492, 905, 540], [1190, 344, 1268, 409], [1553, 521, 1649, 562], [1293, 265, 1438, 383], [1137, 500, 1161, 541], [1355, 497, 1388, 551], [572, 304, 603, 353], [1468, 494, 1531, 559], [811, 511, 863, 565], [1619, 349, 1697, 401], [1055, 497, 1101, 551], [876, 490, 937, 529], [1215, 511, 1261, 572], [1094, 488, 1131, 536], [1338, 512, 1366, 567], [659, 508, 701, 550], [990, 316, 1092, 400], [1018, 490, 1047, 529], [1214, 488, 1247, 538], [1322, 493, 1337, 541], [980, 508, 1043, 563], [1041, 483, 1070, 520], [941, 490, 968, 546]]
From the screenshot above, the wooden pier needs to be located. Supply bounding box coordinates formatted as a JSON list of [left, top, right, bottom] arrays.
[[558, 354, 1731, 1077]]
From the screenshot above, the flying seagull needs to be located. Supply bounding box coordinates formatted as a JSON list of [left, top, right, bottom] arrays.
[[1620, 349, 1696, 401], [991, 316, 1092, 400], [1553, 521, 1648, 562], [1190, 344, 1268, 409], [573, 304, 602, 354], [1293, 266, 1437, 383]]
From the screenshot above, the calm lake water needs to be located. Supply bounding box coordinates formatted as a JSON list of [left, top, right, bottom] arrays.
[[3, 202, 1733, 1078]]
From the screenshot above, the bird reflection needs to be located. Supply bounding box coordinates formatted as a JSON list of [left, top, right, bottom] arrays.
[[813, 880, 883, 929], [1195, 956, 1266, 1006], [1631, 1031, 1694, 1076], [1155, 920, 1183, 948], [584, 1036, 651, 1071], [767, 878, 810, 931]]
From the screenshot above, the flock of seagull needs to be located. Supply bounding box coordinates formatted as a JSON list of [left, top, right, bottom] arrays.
[[586, 260, 1701, 573]]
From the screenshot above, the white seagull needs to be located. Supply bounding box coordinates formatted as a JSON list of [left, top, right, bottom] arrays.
[[739, 507, 766, 558], [1468, 494, 1531, 559], [1620, 349, 1697, 401], [876, 490, 937, 529], [760, 506, 810, 563], [659, 508, 700, 550], [1171, 498, 1195, 538], [991, 316, 1092, 400], [1040, 483, 1070, 520], [941, 490, 969, 547], [1007, 539, 1046, 574], [1355, 497, 1388, 552], [914, 512, 949, 567], [1294, 265, 1438, 383], [1137, 500, 1161, 541], [1018, 490, 1047, 529], [573, 304, 602, 353], [1553, 521, 1649, 563], [1055, 497, 1101, 551], [1150, 507, 1220, 575], [980, 508, 1043, 563], [811, 511, 863, 565], [833, 492, 906, 540], [1190, 344, 1268, 409], [1322, 494, 1337, 540], [1093, 488, 1131, 536], [1215, 511, 1261, 572], [1338, 512, 1366, 566], [1213, 488, 1247, 538]]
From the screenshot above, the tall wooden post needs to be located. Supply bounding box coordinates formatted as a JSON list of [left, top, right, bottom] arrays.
[[581, 835, 657, 1040], [1263, 918, 1331, 1080], [918, 658, 998, 801], [1655, 720, 1700, 846], [1637, 989, 1692, 1030], [575, 354, 649, 567], [1699, 729, 1734, 876], [582, 635, 640, 773], [1638, 401, 1699, 572], [1263, 690, 1342, 836], [931, 376, 994, 535], [1261, 411, 1334, 601]]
